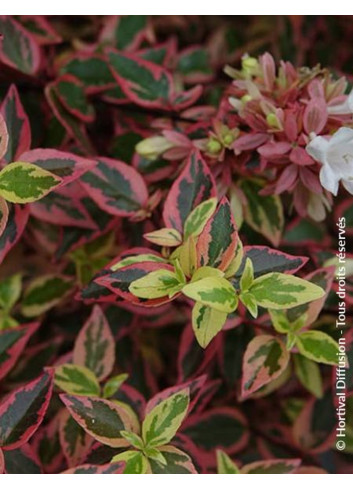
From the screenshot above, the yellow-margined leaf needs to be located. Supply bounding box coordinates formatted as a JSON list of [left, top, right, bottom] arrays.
[[182, 276, 238, 313], [142, 389, 190, 448], [0, 161, 61, 203], [55, 363, 100, 397], [249, 273, 325, 310], [192, 302, 227, 348], [129, 269, 181, 299]]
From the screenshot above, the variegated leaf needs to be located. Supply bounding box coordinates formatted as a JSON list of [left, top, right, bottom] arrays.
[[0, 203, 29, 265], [0, 322, 39, 380], [182, 407, 248, 464], [249, 273, 325, 310], [60, 53, 116, 93], [62, 462, 125, 474], [29, 182, 98, 229], [0, 16, 40, 75], [241, 335, 290, 398], [0, 371, 54, 450], [97, 261, 176, 307], [217, 450, 240, 474], [2, 443, 43, 474], [0, 272, 22, 311], [163, 151, 217, 233], [184, 198, 217, 239], [182, 276, 238, 313], [19, 148, 96, 186], [241, 458, 301, 474], [0, 84, 31, 162], [80, 157, 148, 217], [0, 162, 61, 204], [54, 74, 95, 123], [295, 331, 339, 366], [73, 305, 115, 381], [60, 394, 137, 448], [143, 228, 182, 247], [100, 15, 148, 51], [21, 275, 73, 317], [192, 302, 228, 348], [103, 374, 129, 399], [55, 364, 100, 397], [45, 82, 94, 154], [234, 246, 308, 282], [0, 113, 8, 160], [59, 410, 93, 468], [108, 50, 201, 111], [129, 269, 182, 299], [196, 197, 238, 271], [148, 445, 197, 474], [142, 388, 190, 448], [111, 450, 149, 474], [293, 354, 323, 398], [241, 180, 284, 246]]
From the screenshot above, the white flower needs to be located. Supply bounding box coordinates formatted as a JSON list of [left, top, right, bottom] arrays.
[[327, 90, 353, 115], [306, 127, 353, 196]]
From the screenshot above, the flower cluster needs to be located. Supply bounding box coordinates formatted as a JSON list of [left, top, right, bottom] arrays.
[[138, 53, 353, 221]]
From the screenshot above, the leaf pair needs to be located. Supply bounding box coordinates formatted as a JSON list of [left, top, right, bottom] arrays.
[[54, 305, 116, 397], [111, 388, 194, 473], [238, 256, 326, 319], [60, 384, 194, 474]]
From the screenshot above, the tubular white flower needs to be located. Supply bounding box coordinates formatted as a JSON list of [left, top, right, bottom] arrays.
[[327, 90, 353, 115], [306, 127, 353, 196]]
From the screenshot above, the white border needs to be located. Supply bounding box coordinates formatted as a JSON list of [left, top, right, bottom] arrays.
[[1, 474, 352, 484], [1, 4, 353, 15]]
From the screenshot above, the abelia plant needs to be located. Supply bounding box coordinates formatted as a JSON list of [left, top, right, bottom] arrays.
[[0, 15, 352, 475]]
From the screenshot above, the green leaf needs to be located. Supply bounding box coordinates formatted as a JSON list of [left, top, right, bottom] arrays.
[[129, 269, 182, 299], [182, 276, 238, 313], [249, 273, 325, 310], [103, 373, 129, 399], [142, 388, 189, 448], [240, 257, 254, 291], [293, 354, 323, 398], [184, 198, 217, 239], [21, 275, 73, 317], [111, 450, 149, 474], [268, 309, 291, 333], [295, 331, 340, 365], [144, 447, 167, 466], [55, 364, 100, 397], [0, 273, 21, 312], [191, 266, 224, 282], [192, 302, 227, 348], [0, 162, 61, 204], [216, 450, 240, 474], [172, 235, 197, 278], [239, 292, 258, 318], [269, 309, 307, 334], [120, 430, 144, 450]]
